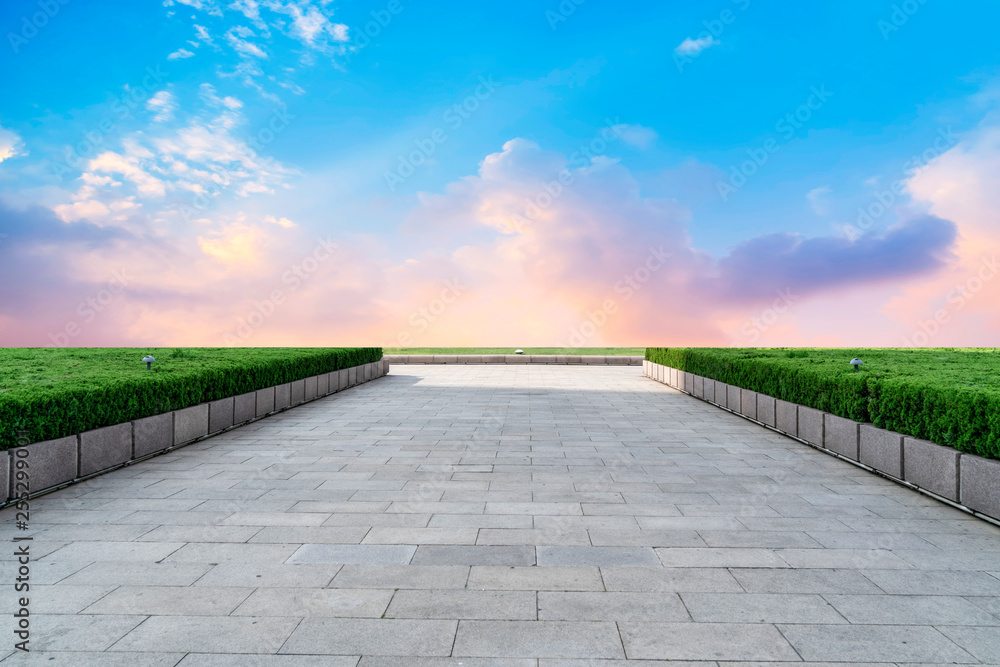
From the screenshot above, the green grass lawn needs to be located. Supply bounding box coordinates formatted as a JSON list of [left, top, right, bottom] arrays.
[[648, 347, 1000, 391], [647, 347, 1000, 458], [0, 347, 381, 448], [384, 347, 644, 355], [0, 348, 380, 396]]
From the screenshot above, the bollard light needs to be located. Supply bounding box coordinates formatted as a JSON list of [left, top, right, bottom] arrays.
[[850, 358, 863, 371], [143, 355, 156, 370]]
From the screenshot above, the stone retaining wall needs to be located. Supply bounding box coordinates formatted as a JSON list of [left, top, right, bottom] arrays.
[[386, 354, 642, 365], [2, 359, 389, 504], [643, 360, 1000, 523]]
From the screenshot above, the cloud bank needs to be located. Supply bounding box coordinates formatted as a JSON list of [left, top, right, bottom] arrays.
[[0, 133, 970, 347]]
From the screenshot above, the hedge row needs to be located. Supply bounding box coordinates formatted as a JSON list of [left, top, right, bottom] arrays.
[[0, 347, 382, 450], [646, 347, 1000, 460]]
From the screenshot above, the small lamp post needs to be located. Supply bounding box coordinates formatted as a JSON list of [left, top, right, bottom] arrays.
[[142, 355, 156, 370], [850, 358, 863, 371]]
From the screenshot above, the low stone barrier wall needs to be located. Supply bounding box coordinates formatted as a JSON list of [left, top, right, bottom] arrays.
[[386, 354, 642, 365], [644, 360, 1000, 523], [1, 359, 389, 505]]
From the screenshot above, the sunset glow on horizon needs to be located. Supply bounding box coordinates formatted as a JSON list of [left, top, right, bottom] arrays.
[[1, 1, 998, 348]]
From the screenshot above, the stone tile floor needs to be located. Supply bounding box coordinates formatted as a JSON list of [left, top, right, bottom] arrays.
[[2, 364, 1000, 665]]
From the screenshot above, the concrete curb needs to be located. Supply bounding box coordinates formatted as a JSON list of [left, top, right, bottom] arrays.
[[385, 354, 643, 365], [644, 360, 1000, 524], [2, 359, 386, 505]]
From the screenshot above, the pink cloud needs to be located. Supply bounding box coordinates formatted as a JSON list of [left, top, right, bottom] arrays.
[[1, 133, 980, 348]]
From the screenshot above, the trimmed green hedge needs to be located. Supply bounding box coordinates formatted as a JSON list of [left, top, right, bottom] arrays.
[[0, 347, 381, 450], [646, 347, 1000, 460]]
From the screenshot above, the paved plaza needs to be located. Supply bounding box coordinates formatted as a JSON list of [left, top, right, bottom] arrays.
[[2, 364, 1000, 665]]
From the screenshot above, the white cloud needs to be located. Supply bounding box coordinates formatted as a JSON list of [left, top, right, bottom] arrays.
[[163, 1, 357, 103], [807, 186, 833, 216], [164, 0, 223, 16], [71, 94, 297, 210], [199, 83, 244, 110], [80, 173, 121, 187], [229, 0, 267, 29], [193, 24, 215, 46], [53, 199, 111, 222], [261, 1, 349, 45], [675, 35, 719, 56], [146, 90, 178, 122], [109, 197, 139, 212], [264, 215, 296, 228], [0, 125, 25, 163], [330, 23, 348, 42], [611, 124, 658, 150], [87, 151, 168, 197], [226, 25, 268, 59]]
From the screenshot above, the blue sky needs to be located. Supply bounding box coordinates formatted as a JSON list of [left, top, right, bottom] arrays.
[[1, 0, 999, 346]]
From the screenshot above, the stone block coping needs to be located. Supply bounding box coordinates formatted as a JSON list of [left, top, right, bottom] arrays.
[[644, 360, 1000, 525], [385, 355, 643, 365], [2, 360, 386, 505]]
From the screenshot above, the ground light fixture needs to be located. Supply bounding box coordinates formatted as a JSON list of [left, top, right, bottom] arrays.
[[850, 358, 863, 371], [143, 355, 156, 370], [515, 349, 524, 354]]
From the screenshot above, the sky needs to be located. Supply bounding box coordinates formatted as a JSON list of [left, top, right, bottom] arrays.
[[1, 0, 999, 348]]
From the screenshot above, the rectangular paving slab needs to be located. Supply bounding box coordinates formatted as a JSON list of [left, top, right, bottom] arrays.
[[453, 620, 625, 659], [619, 621, 800, 661], [280, 618, 458, 656], [287, 543, 418, 565]]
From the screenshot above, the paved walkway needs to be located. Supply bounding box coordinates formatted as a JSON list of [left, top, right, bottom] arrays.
[[2, 365, 1000, 665]]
